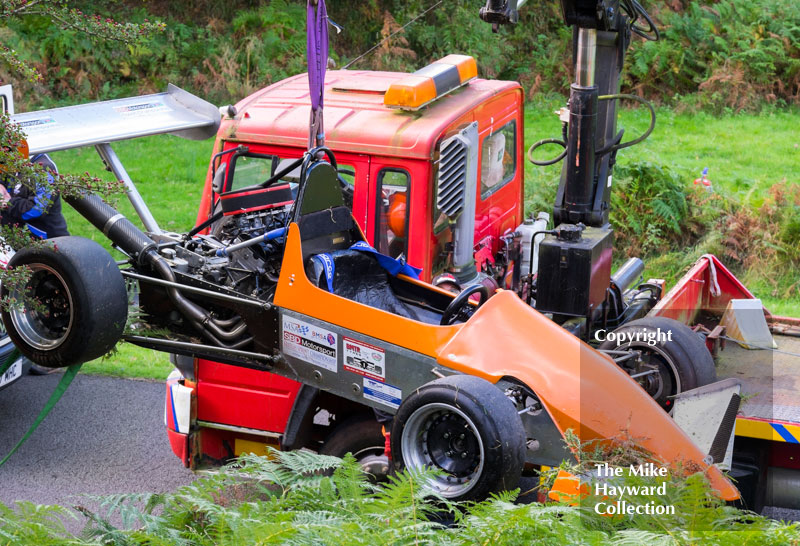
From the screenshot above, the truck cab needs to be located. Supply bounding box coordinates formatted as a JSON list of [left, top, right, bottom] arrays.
[[168, 58, 527, 467], [199, 61, 523, 283]]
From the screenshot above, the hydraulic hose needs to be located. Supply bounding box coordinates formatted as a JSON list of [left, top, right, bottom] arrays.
[[527, 138, 567, 166], [527, 94, 655, 167], [597, 94, 656, 152], [527, 120, 569, 166]]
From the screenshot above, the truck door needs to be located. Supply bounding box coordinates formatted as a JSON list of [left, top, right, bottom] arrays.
[[367, 158, 428, 275], [473, 92, 524, 252]]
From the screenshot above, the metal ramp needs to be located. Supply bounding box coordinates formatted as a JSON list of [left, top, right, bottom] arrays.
[[9, 85, 220, 234]]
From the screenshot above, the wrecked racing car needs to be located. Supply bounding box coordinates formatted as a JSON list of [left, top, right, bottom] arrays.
[[0, 144, 739, 502]]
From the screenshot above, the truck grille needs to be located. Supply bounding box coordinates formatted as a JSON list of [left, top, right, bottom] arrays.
[[436, 136, 468, 218]]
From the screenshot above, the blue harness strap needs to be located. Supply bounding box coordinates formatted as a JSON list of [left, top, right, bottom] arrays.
[[350, 241, 422, 279], [312, 252, 335, 292], [312, 243, 422, 293]]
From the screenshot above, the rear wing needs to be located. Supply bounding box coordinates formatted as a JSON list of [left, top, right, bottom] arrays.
[[9, 84, 220, 234], [11, 84, 219, 155]]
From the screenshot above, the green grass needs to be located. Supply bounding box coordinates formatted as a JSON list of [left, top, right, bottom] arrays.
[[79, 346, 172, 380], [525, 101, 800, 316], [525, 98, 799, 203], [761, 297, 800, 317], [620, 107, 798, 206], [43, 106, 799, 380]]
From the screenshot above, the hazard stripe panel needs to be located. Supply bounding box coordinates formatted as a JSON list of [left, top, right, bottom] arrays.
[[735, 417, 800, 443]]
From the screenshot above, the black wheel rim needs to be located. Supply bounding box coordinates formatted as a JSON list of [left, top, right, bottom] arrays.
[[624, 343, 680, 407], [9, 264, 74, 350], [400, 402, 484, 498]]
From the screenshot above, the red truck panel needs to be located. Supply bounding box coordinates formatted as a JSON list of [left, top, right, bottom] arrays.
[[196, 359, 302, 432], [227, 71, 519, 160]]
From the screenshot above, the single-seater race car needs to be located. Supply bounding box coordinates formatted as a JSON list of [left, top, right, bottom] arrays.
[[0, 145, 739, 501]]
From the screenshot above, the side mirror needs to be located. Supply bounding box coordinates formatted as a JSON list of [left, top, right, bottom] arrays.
[[212, 162, 227, 194]]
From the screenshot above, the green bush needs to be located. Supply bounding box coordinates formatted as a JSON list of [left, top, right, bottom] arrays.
[[0, 449, 797, 545], [625, 0, 800, 112], [3, 0, 797, 111], [611, 161, 701, 256]]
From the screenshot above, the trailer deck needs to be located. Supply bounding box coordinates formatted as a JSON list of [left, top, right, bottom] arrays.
[[649, 254, 800, 444], [721, 334, 800, 443]]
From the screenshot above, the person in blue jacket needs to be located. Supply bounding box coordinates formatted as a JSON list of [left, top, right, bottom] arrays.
[[0, 153, 69, 239], [1, 153, 69, 375]]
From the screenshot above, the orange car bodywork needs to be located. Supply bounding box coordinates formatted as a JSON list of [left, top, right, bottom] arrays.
[[275, 222, 739, 501]]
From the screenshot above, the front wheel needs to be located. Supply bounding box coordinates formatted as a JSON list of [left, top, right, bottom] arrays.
[[598, 316, 716, 409], [1, 236, 128, 368], [391, 375, 525, 502]]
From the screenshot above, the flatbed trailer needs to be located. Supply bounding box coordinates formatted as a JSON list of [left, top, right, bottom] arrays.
[[651, 255, 800, 511]]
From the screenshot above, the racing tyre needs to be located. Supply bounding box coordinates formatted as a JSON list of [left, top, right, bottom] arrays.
[[320, 413, 389, 481], [598, 316, 716, 410], [391, 375, 525, 501], [0, 236, 128, 368]]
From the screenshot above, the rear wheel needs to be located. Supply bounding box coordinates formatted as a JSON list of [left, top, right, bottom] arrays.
[[391, 375, 525, 501], [320, 413, 389, 481], [1, 236, 128, 368], [599, 316, 716, 409]]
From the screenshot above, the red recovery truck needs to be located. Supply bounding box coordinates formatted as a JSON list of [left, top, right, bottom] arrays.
[[161, 0, 800, 512], [166, 57, 527, 470], [161, 53, 800, 512], [4, 0, 794, 512]]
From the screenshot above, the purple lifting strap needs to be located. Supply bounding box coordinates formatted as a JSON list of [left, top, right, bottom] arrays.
[[307, 0, 328, 150]]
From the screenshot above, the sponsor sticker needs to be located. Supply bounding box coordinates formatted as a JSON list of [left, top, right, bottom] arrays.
[[343, 336, 385, 381], [18, 116, 57, 132], [363, 378, 401, 410], [282, 317, 338, 373], [113, 101, 170, 117]]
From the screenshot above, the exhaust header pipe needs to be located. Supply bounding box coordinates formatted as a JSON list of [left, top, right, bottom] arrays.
[[65, 192, 156, 266], [65, 192, 251, 348]]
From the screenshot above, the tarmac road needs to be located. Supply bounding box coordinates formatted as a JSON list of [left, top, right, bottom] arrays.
[[1, 369, 796, 534], [0, 371, 196, 531]]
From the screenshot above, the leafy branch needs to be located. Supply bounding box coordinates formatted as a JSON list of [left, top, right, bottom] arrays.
[[0, 2, 159, 318]]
